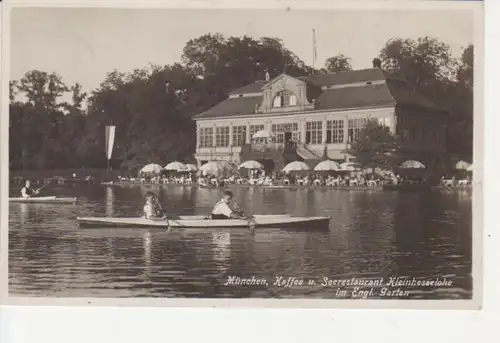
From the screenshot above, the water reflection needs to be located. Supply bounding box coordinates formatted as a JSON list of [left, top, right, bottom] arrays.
[[143, 231, 152, 279], [9, 184, 473, 299], [106, 186, 114, 217], [211, 232, 231, 274]]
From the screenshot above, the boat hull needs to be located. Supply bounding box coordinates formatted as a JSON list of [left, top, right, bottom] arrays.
[[9, 196, 77, 204], [77, 215, 330, 230]]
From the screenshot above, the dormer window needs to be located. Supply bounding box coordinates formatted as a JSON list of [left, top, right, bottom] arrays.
[[272, 90, 297, 108]]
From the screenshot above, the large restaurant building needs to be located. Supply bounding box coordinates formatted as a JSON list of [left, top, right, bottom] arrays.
[[192, 66, 449, 174]]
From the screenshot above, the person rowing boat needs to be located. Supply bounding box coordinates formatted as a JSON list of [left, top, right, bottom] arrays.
[[143, 191, 167, 220], [210, 190, 247, 220], [21, 180, 40, 199]]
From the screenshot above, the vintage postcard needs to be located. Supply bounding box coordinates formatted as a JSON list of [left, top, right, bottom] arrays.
[[0, 0, 483, 309]]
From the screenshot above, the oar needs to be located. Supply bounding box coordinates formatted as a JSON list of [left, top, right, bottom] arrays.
[[165, 217, 172, 232], [35, 181, 52, 194], [246, 215, 256, 231]]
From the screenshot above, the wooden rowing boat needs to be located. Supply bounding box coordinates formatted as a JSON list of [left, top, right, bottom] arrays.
[[77, 214, 331, 230], [9, 196, 78, 204]]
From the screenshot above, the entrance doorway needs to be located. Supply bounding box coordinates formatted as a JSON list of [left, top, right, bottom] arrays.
[[284, 131, 292, 142]]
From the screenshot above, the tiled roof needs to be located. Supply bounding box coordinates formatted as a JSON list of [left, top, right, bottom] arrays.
[[386, 80, 445, 111], [228, 80, 267, 95], [299, 68, 386, 86], [193, 96, 262, 119], [314, 84, 396, 110], [193, 68, 443, 120]]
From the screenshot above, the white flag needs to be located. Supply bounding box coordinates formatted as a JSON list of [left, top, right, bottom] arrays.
[[105, 125, 116, 160]]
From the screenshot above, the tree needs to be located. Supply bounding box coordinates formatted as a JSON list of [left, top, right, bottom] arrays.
[[378, 37, 455, 88], [345, 119, 400, 170], [9, 70, 71, 169], [457, 44, 473, 90], [324, 54, 352, 73], [378, 38, 474, 161]]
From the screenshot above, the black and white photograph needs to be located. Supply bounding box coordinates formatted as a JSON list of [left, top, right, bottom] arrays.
[[4, 2, 481, 304]]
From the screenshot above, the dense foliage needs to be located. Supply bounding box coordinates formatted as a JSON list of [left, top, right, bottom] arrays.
[[345, 119, 400, 169], [9, 34, 474, 171]]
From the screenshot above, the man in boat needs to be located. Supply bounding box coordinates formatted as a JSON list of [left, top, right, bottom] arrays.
[[21, 180, 39, 199], [211, 190, 246, 219], [143, 191, 167, 220]]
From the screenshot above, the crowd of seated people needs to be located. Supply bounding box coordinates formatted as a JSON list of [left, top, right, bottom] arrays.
[[114, 170, 472, 189], [440, 175, 472, 188], [194, 171, 395, 188], [116, 174, 195, 185]]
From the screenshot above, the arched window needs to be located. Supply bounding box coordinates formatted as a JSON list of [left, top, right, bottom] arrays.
[[273, 90, 297, 108]]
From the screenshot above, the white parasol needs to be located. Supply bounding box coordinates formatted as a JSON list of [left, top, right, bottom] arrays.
[[314, 160, 342, 171], [184, 164, 198, 172], [283, 161, 310, 173], [164, 161, 187, 171], [340, 161, 362, 171], [239, 160, 264, 169], [140, 163, 164, 174], [252, 130, 275, 139], [455, 160, 471, 170], [399, 160, 426, 169], [199, 161, 233, 176]]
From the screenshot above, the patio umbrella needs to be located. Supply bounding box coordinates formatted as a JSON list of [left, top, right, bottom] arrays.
[[467, 164, 474, 172], [184, 164, 198, 172], [283, 161, 310, 173], [314, 160, 341, 171], [340, 162, 361, 171], [199, 161, 233, 177], [400, 160, 426, 169], [140, 163, 163, 174], [252, 130, 275, 139], [164, 161, 187, 171], [239, 160, 264, 169], [455, 160, 471, 170]]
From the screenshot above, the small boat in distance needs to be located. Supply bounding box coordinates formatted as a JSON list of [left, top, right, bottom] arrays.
[[77, 214, 331, 230], [9, 196, 78, 204]]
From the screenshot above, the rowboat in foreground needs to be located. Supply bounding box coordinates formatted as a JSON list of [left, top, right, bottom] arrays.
[[9, 196, 78, 204], [77, 214, 331, 230]]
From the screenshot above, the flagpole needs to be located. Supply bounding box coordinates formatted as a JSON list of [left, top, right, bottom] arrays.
[[312, 28, 317, 73]]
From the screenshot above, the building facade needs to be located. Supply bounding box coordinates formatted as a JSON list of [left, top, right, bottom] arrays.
[[192, 68, 448, 173]]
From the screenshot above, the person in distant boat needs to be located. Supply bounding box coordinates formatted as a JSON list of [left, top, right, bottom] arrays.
[[211, 190, 246, 219], [21, 180, 39, 199], [143, 191, 167, 220]]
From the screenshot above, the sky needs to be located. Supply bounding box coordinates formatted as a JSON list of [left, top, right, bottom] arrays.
[[11, 7, 474, 94]]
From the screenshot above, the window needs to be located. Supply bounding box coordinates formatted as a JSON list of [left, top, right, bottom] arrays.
[[326, 120, 344, 144], [215, 127, 229, 147], [271, 123, 299, 143], [272, 90, 297, 108], [250, 124, 265, 137], [232, 126, 246, 146], [377, 117, 392, 129], [306, 121, 322, 144], [199, 127, 213, 148], [348, 118, 367, 142]]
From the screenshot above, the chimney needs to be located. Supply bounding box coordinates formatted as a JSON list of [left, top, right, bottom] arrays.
[[372, 58, 382, 69], [265, 70, 270, 81]]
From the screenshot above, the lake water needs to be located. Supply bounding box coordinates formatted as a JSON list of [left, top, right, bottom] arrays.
[[8, 184, 473, 299]]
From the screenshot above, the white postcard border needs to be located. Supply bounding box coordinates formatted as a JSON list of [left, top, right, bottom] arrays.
[[0, 0, 485, 310]]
